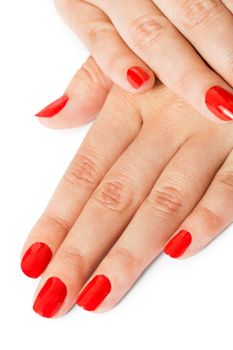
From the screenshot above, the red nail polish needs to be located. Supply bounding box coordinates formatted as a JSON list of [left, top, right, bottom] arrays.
[[127, 66, 150, 89], [76, 275, 111, 311], [21, 242, 52, 278], [35, 95, 69, 118], [33, 277, 67, 318], [205, 86, 233, 121], [164, 230, 192, 258]]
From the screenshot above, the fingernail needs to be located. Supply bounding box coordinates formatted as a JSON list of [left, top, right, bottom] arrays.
[[127, 66, 150, 89], [76, 274, 111, 311], [21, 242, 52, 278], [205, 86, 233, 121], [164, 230, 192, 258], [35, 95, 69, 118], [33, 277, 67, 318]]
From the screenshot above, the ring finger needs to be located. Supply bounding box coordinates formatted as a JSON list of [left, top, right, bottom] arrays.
[[54, 0, 155, 93], [75, 131, 230, 312], [31, 117, 188, 318], [85, 0, 233, 122], [153, 0, 233, 89]]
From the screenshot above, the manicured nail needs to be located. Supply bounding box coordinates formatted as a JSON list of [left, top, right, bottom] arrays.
[[76, 274, 111, 311], [205, 86, 233, 121], [127, 66, 150, 89], [164, 230, 192, 259], [21, 242, 52, 278], [33, 277, 67, 318], [35, 95, 69, 118]]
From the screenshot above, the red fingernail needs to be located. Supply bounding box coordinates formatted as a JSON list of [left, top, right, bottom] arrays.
[[21, 242, 52, 278], [127, 66, 150, 89], [164, 230, 192, 258], [33, 277, 67, 318], [76, 274, 111, 311], [35, 95, 69, 118], [205, 86, 233, 121]]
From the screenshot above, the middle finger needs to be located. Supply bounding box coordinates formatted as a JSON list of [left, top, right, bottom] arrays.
[[76, 130, 230, 312], [32, 118, 188, 318], [88, 0, 233, 122], [154, 0, 233, 88]]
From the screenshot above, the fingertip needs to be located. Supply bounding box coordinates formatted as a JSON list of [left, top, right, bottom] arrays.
[[34, 57, 112, 129], [35, 95, 69, 118], [163, 230, 192, 259], [126, 66, 151, 89]]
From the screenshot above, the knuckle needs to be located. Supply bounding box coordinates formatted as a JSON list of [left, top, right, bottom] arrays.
[[87, 22, 115, 46], [58, 246, 88, 274], [131, 14, 167, 49], [110, 246, 142, 273], [93, 176, 133, 212], [198, 205, 224, 232], [177, 0, 220, 30], [172, 67, 205, 95], [216, 168, 233, 191], [147, 185, 183, 220], [44, 214, 70, 233], [64, 153, 100, 190], [76, 56, 111, 92]]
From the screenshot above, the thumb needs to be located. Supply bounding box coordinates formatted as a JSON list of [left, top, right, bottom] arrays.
[[35, 56, 112, 129]]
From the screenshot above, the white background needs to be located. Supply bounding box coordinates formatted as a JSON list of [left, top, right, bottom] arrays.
[[1, 1, 233, 349]]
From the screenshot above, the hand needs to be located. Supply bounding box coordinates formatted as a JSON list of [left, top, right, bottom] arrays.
[[53, 0, 233, 123], [21, 58, 233, 318]]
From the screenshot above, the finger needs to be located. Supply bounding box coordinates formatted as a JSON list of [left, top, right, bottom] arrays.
[[31, 117, 188, 317], [154, 0, 233, 89], [35, 56, 112, 129], [221, 0, 233, 13], [54, 0, 155, 93], [164, 142, 233, 259], [89, 0, 233, 123], [21, 85, 140, 279], [75, 132, 230, 312]]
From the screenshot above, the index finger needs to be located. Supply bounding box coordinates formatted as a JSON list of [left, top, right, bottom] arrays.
[[21, 86, 140, 278]]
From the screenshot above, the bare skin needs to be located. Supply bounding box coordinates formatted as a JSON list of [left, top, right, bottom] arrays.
[[54, 0, 233, 123], [21, 58, 233, 317]]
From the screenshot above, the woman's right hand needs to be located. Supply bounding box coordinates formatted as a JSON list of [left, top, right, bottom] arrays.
[[52, 0, 233, 123], [21, 58, 233, 318]]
